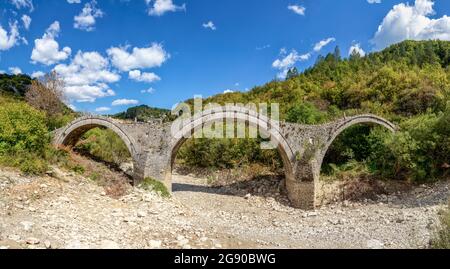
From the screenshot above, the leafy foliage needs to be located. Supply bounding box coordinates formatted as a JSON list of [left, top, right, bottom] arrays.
[[75, 128, 131, 165], [139, 178, 171, 198], [114, 105, 175, 122], [0, 73, 32, 96]]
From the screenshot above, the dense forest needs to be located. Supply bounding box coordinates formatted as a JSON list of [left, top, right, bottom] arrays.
[[176, 40, 450, 182]]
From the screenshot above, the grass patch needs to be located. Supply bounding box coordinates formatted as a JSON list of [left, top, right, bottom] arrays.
[[139, 177, 171, 198], [431, 202, 450, 249]]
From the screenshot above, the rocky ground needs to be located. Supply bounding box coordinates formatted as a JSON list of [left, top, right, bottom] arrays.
[[0, 164, 449, 249]]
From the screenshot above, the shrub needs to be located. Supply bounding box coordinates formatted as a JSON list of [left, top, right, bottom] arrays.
[[139, 178, 171, 198], [286, 102, 327, 124], [431, 203, 450, 249], [75, 127, 131, 165], [0, 102, 49, 155]]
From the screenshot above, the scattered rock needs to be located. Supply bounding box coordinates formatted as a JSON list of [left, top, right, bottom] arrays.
[[148, 240, 162, 249], [20, 221, 34, 232], [26, 238, 40, 245], [367, 239, 384, 249]]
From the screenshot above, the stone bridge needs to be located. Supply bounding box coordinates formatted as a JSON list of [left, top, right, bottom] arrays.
[[53, 106, 397, 210]]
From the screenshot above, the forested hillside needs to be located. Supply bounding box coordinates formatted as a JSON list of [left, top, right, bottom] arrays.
[[177, 40, 450, 182]]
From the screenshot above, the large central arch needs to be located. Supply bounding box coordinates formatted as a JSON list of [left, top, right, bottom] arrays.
[[166, 106, 296, 187]]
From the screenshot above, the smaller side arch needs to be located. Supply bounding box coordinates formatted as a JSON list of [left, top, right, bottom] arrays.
[[53, 116, 138, 160], [317, 114, 397, 170]]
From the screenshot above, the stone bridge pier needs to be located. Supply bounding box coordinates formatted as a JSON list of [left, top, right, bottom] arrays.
[[53, 109, 396, 210]]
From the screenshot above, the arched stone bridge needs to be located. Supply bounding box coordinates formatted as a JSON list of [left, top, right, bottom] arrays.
[[53, 107, 397, 210]]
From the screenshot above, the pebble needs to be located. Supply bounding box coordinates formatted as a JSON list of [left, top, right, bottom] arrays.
[[367, 239, 384, 249], [26, 237, 40, 245], [148, 240, 162, 248], [20, 221, 34, 231]]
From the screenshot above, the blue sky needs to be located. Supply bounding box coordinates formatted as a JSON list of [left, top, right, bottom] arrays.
[[0, 0, 449, 113]]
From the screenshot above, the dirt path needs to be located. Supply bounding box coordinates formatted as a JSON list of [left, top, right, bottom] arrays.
[[0, 166, 448, 249]]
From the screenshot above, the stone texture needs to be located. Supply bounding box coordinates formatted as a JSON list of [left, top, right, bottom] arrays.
[[52, 109, 397, 210]]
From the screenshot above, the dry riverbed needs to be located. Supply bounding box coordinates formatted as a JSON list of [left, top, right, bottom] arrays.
[[0, 166, 449, 249]]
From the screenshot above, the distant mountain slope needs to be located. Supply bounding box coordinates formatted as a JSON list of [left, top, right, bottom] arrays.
[[0, 74, 33, 97], [113, 105, 175, 122], [188, 40, 450, 122]]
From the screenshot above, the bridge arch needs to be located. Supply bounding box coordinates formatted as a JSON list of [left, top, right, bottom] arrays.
[[317, 114, 397, 170], [53, 116, 138, 160], [167, 106, 296, 184]]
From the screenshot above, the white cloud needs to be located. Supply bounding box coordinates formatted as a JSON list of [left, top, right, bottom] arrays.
[[272, 49, 310, 79], [31, 21, 72, 65], [372, 0, 450, 50], [107, 43, 169, 72], [21, 15, 31, 30], [31, 71, 45, 78], [348, 43, 366, 57], [9, 67, 22, 75], [112, 99, 139, 106], [367, 0, 382, 4], [129, 70, 161, 83], [141, 87, 155, 94], [67, 0, 81, 3], [288, 5, 305, 16], [95, 107, 111, 112], [0, 21, 20, 51], [54, 50, 120, 103], [223, 89, 234, 94], [10, 0, 34, 12], [272, 50, 310, 70], [146, 0, 186, 16], [74, 0, 104, 31], [313, 37, 336, 52], [202, 21, 216, 30]]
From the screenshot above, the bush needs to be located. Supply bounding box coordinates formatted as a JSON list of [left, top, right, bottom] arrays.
[[75, 127, 131, 165], [139, 178, 170, 198], [0, 102, 49, 155], [286, 102, 327, 124], [431, 203, 450, 249]]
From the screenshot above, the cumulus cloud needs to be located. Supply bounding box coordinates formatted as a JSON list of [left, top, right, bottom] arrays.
[[0, 21, 20, 51], [31, 21, 72, 65], [372, 0, 450, 50], [21, 15, 31, 30], [31, 71, 45, 78], [129, 70, 161, 83], [348, 43, 366, 57], [367, 0, 381, 4], [272, 49, 310, 79], [288, 5, 305, 16], [112, 99, 139, 106], [9, 67, 22, 75], [74, 0, 104, 31], [107, 43, 169, 72], [10, 0, 34, 12], [146, 0, 186, 16], [141, 87, 156, 94], [272, 50, 310, 70], [54, 51, 120, 103], [313, 37, 336, 52], [202, 21, 216, 30]]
